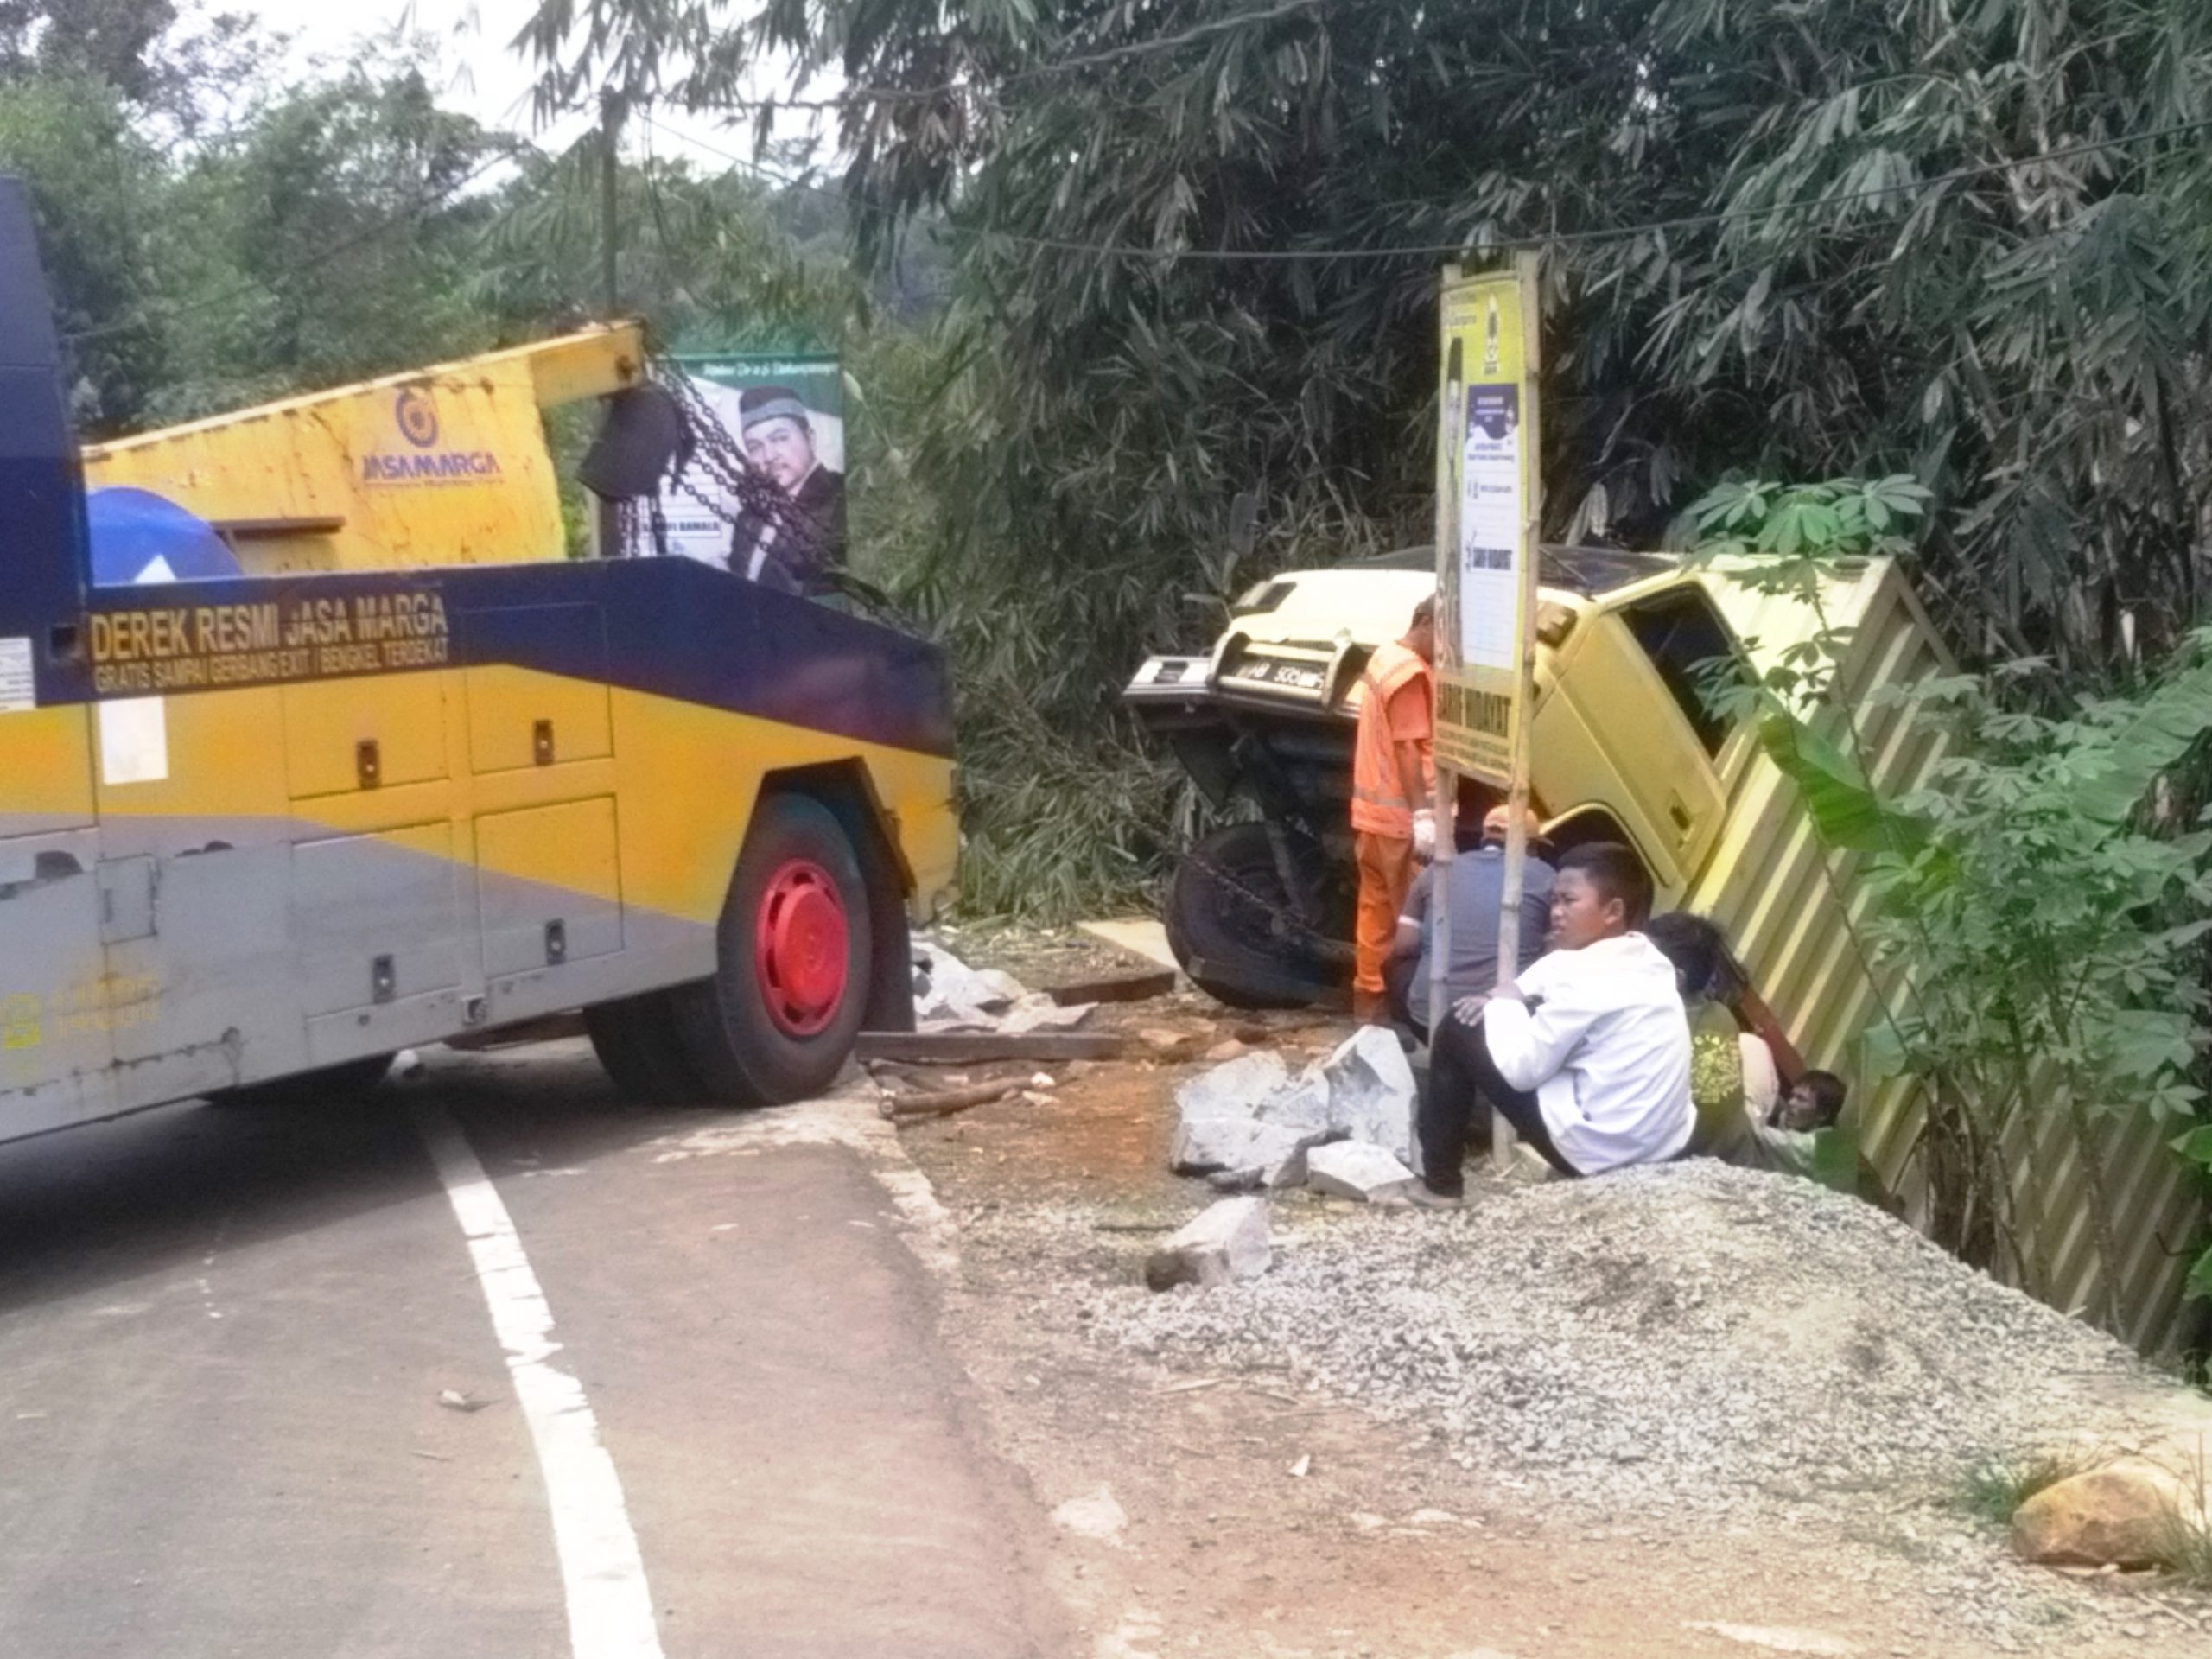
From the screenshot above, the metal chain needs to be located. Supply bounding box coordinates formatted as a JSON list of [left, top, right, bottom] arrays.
[[1182, 843, 1348, 957], [646, 347, 814, 550]]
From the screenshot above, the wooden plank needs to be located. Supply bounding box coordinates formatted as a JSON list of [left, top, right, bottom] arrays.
[[1076, 918, 1180, 972], [1044, 967, 1176, 1007], [854, 1030, 1127, 1064]]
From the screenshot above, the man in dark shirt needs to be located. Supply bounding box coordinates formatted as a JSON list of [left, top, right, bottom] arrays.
[[1386, 804, 1553, 1039]]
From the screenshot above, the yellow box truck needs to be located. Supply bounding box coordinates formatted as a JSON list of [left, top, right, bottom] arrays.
[[1128, 542, 2205, 1349]]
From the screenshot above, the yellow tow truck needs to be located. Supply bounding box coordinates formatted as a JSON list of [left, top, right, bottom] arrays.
[[0, 174, 957, 1138]]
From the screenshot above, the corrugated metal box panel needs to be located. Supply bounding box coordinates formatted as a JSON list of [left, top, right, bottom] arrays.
[[1681, 558, 2206, 1351]]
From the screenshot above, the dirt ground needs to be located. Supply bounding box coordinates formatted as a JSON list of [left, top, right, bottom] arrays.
[[881, 925, 2212, 1659]]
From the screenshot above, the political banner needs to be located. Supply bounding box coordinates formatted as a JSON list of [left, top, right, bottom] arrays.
[[658, 354, 847, 588]]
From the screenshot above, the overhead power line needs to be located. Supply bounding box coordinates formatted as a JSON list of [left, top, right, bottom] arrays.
[[648, 111, 2212, 265]]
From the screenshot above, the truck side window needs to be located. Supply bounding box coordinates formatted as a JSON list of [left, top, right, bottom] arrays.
[[1618, 589, 1738, 758]]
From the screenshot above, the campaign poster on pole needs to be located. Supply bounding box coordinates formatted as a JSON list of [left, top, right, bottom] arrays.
[[658, 353, 848, 578], [1433, 261, 1539, 785]]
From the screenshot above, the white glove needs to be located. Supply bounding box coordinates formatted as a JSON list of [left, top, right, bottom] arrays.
[[1412, 808, 1436, 862]]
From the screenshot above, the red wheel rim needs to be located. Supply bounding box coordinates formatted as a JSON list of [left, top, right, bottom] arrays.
[[753, 859, 849, 1037]]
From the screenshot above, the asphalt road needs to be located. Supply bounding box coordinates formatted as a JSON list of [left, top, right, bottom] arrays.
[[0, 1040, 1068, 1658]]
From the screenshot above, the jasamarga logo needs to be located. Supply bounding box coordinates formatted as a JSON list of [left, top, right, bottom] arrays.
[[362, 388, 503, 486]]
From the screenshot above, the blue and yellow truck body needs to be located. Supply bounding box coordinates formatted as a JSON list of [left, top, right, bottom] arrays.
[[0, 176, 957, 1137]]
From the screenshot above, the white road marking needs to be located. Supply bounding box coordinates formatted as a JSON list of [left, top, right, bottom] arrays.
[[414, 1105, 665, 1659]]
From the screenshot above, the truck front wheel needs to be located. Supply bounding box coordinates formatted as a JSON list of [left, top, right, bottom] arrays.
[[1165, 822, 1343, 1011], [671, 793, 874, 1105]]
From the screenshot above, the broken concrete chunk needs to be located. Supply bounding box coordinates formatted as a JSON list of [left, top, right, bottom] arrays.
[[1144, 1196, 1272, 1290], [1170, 1115, 1326, 1185], [1257, 1122, 1340, 1191], [1250, 1064, 1331, 1133], [1322, 1026, 1420, 1169], [912, 939, 1022, 1016], [912, 939, 1096, 1034], [1305, 1140, 1418, 1204], [1173, 1051, 1293, 1120]]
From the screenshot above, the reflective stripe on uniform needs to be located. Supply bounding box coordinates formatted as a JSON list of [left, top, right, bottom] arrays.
[[1350, 642, 1433, 836]]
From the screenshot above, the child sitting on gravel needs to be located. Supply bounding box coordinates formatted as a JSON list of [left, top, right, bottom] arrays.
[[1734, 1069, 1855, 1184], [1777, 1069, 1847, 1132], [1413, 842, 1694, 1201]]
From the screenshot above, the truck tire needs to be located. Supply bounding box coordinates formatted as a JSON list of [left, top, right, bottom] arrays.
[[671, 793, 874, 1106], [1166, 822, 1342, 1011], [584, 990, 708, 1103], [204, 1052, 395, 1107]]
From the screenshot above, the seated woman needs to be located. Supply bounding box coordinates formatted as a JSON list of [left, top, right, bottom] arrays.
[[1643, 912, 1873, 1192], [1642, 911, 1780, 1158]]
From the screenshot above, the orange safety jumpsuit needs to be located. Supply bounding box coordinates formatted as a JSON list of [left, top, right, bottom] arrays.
[[1349, 639, 1435, 1006]]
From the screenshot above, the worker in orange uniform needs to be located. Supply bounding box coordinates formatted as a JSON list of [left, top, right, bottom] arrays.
[[1350, 596, 1437, 1020]]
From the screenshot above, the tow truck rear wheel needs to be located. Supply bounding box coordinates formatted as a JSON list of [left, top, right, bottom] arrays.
[[584, 991, 708, 1103], [671, 793, 874, 1106], [1165, 821, 1342, 1011]]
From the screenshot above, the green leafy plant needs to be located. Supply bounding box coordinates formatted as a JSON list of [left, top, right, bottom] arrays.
[[1958, 1448, 2100, 1530], [508, 0, 2212, 920], [1693, 478, 2212, 1330]]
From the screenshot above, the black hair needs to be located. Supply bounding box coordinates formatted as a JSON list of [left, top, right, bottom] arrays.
[[1410, 594, 1436, 628], [1794, 1069, 1847, 1127], [1643, 911, 1724, 999], [1556, 841, 1653, 929]]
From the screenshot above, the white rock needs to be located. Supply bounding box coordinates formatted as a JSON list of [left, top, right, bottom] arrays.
[[1251, 1063, 1332, 1132], [1306, 1140, 1418, 1204], [1145, 1197, 1272, 1290], [912, 939, 1019, 1014], [1173, 1051, 1292, 1119], [1171, 1051, 1346, 1188], [1322, 1026, 1419, 1167], [1173, 1117, 1332, 1191]]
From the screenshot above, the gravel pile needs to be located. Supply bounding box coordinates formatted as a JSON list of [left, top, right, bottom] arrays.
[[1090, 1160, 2165, 1521]]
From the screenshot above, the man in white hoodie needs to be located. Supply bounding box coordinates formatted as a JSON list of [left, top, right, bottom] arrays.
[[1414, 842, 1693, 1201]]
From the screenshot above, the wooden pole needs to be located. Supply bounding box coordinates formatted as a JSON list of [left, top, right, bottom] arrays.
[[1491, 250, 1544, 1173], [1427, 270, 1465, 1069]]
